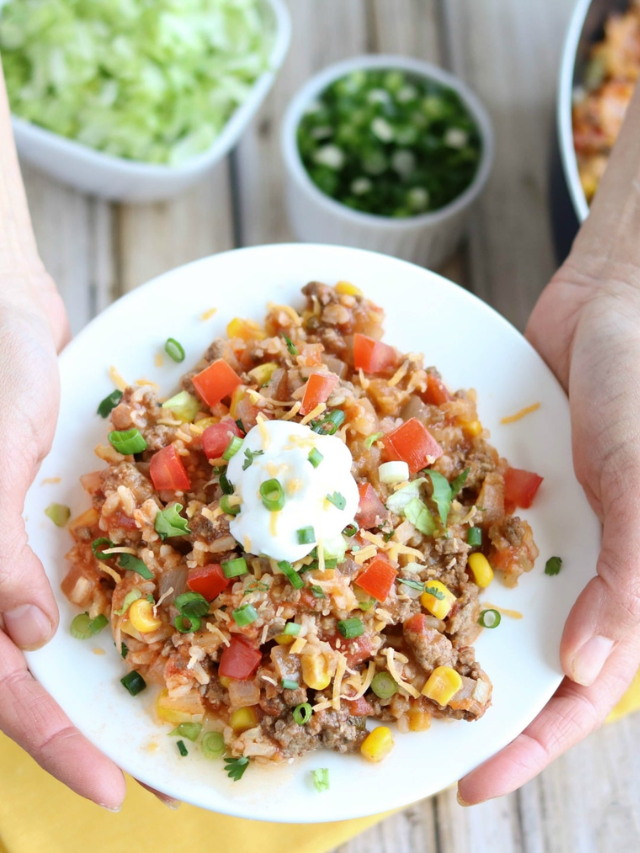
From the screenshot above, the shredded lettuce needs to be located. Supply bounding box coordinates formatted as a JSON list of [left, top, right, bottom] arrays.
[[403, 498, 436, 536], [385, 478, 426, 514], [0, 0, 271, 164]]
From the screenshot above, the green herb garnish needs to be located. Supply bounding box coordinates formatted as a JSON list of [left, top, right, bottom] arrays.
[[545, 556, 563, 576]]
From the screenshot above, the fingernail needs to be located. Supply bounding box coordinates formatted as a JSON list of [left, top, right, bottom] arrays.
[[571, 635, 614, 686], [99, 804, 122, 813], [158, 798, 181, 810], [4, 604, 53, 650], [457, 792, 472, 807]]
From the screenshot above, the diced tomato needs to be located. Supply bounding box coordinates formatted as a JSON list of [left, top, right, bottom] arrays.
[[422, 374, 452, 406], [300, 372, 339, 416], [353, 333, 397, 375], [187, 564, 230, 601], [346, 695, 375, 716], [355, 483, 388, 529], [149, 444, 191, 491], [192, 359, 242, 408], [219, 637, 262, 680], [504, 467, 543, 509], [404, 613, 427, 634], [383, 418, 443, 474], [355, 556, 398, 602], [202, 419, 244, 460], [343, 635, 374, 666]]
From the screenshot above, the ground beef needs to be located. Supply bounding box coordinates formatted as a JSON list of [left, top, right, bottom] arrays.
[[101, 462, 155, 502], [404, 623, 456, 674], [143, 425, 175, 452], [445, 587, 481, 647], [267, 707, 367, 757]]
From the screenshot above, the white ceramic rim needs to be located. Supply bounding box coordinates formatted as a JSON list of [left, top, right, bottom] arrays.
[[10, 0, 291, 176], [281, 54, 495, 231], [558, 0, 591, 224]]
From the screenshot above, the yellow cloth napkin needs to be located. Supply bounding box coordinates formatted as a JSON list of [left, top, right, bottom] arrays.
[[2, 674, 639, 853]]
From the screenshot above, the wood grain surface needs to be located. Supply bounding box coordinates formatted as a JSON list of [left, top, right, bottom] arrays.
[[19, 1, 640, 851]]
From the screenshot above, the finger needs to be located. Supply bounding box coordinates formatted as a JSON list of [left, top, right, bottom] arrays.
[[136, 780, 181, 810], [560, 490, 640, 686], [458, 634, 640, 805], [0, 629, 126, 810]]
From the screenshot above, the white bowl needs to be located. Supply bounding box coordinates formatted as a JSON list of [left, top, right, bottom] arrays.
[[10, 0, 291, 203], [281, 56, 494, 269], [24, 243, 598, 821]]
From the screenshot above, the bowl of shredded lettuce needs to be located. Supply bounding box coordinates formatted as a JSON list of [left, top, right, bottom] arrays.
[[0, 0, 290, 201]]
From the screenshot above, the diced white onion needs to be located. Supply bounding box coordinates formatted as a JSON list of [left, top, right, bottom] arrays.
[[378, 461, 410, 484]]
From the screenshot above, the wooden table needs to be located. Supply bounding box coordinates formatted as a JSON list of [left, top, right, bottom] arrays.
[[21, 1, 640, 850]]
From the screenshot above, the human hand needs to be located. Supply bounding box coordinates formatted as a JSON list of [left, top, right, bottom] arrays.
[[457, 250, 640, 805], [0, 267, 127, 810]]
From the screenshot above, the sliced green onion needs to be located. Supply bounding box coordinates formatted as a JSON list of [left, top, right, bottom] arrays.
[[155, 503, 191, 540], [310, 585, 325, 598], [70, 612, 108, 640], [92, 537, 114, 561], [278, 560, 304, 590], [97, 389, 123, 418], [219, 471, 234, 495], [121, 642, 128, 659], [282, 332, 298, 356], [220, 495, 241, 516], [119, 553, 153, 580], [222, 557, 248, 578], [364, 431, 383, 449], [232, 604, 259, 627], [114, 589, 142, 616], [175, 592, 209, 618], [297, 526, 315, 545], [259, 478, 285, 511], [223, 436, 243, 461], [479, 609, 501, 629], [311, 768, 330, 793], [236, 419, 245, 432], [358, 597, 375, 611], [176, 739, 189, 757], [467, 526, 482, 546], [311, 409, 345, 435], [201, 731, 225, 759], [242, 447, 264, 470], [121, 671, 146, 696], [108, 428, 147, 455], [337, 617, 365, 639], [165, 337, 185, 363], [293, 703, 312, 725], [174, 614, 202, 633], [169, 722, 202, 742], [45, 503, 70, 527], [282, 679, 299, 690], [283, 622, 302, 636], [326, 491, 346, 510], [161, 390, 200, 422], [308, 448, 323, 468], [342, 523, 358, 537], [371, 671, 398, 699]]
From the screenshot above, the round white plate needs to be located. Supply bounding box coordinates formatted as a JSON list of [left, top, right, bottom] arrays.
[[24, 243, 600, 822]]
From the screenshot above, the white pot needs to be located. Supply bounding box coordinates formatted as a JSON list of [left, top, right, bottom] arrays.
[[10, 0, 291, 203], [281, 55, 494, 269]]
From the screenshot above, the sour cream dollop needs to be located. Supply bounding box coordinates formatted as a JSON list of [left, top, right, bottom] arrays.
[[226, 419, 359, 563]]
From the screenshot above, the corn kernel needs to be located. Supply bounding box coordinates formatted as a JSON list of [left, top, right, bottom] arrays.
[[248, 362, 278, 386], [274, 633, 295, 646], [219, 675, 232, 688], [467, 552, 494, 588], [229, 385, 246, 419], [461, 419, 482, 437], [120, 619, 142, 640], [227, 317, 266, 342], [302, 653, 331, 691], [190, 416, 217, 436], [127, 598, 162, 634], [407, 707, 431, 732], [335, 281, 363, 297], [156, 689, 205, 723], [230, 706, 259, 733], [70, 507, 100, 531], [422, 666, 463, 706], [420, 580, 456, 620], [361, 726, 394, 762]]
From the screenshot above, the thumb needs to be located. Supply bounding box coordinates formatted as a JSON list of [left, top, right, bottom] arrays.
[[560, 492, 640, 687]]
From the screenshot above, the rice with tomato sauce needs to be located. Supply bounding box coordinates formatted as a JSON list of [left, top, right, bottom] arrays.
[[62, 281, 540, 767]]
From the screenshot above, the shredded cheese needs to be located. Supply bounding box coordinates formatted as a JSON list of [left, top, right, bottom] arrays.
[[201, 507, 217, 523], [244, 535, 252, 552], [153, 587, 174, 617], [500, 402, 541, 425], [270, 511, 279, 536], [268, 302, 302, 326], [289, 637, 307, 654], [388, 360, 409, 388], [98, 564, 122, 584], [317, 537, 325, 572], [361, 531, 386, 549], [206, 623, 231, 646], [312, 700, 333, 712], [101, 546, 138, 556], [300, 402, 326, 425], [358, 368, 370, 390], [135, 378, 159, 390], [354, 544, 377, 565], [200, 307, 217, 320], [154, 353, 163, 368], [332, 653, 348, 710], [347, 661, 376, 701], [256, 413, 270, 448], [40, 476, 61, 485], [261, 674, 278, 687], [384, 648, 420, 699], [281, 401, 301, 421], [109, 365, 128, 391]]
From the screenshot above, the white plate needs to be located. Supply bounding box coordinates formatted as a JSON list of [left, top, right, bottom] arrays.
[[24, 244, 600, 822]]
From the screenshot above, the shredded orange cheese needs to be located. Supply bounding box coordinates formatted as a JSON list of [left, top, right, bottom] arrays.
[[500, 402, 541, 425], [481, 602, 523, 620], [268, 302, 302, 326], [346, 661, 376, 701], [206, 623, 231, 646], [200, 307, 217, 320], [289, 637, 307, 654], [92, 647, 106, 655], [281, 401, 301, 421], [40, 476, 61, 485], [136, 378, 159, 390], [354, 545, 377, 565], [300, 402, 326, 425], [98, 564, 122, 584], [388, 360, 409, 388], [256, 413, 270, 448], [384, 648, 420, 699], [244, 535, 252, 552], [270, 512, 279, 536], [358, 368, 370, 390], [312, 700, 333, 712], [154, 353, 164, 368], [332, 653, 348, 710], [109, 365, 128, 391]]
